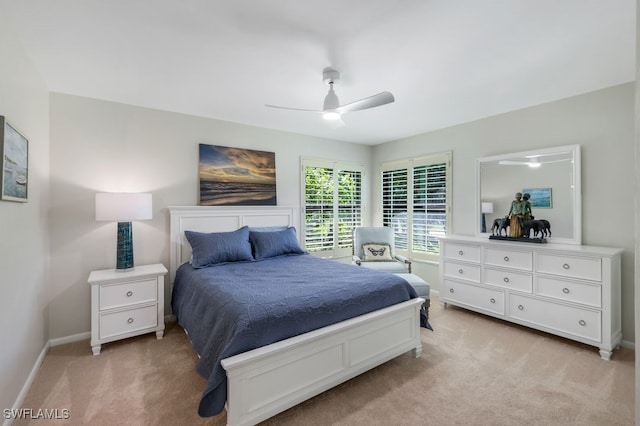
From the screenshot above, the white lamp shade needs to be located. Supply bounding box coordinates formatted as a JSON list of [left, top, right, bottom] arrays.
[[481, 202, 494, 214], [96, 193, 153, 222]]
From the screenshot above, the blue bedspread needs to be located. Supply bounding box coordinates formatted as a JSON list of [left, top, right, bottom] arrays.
[[171, 254, 429, 417]]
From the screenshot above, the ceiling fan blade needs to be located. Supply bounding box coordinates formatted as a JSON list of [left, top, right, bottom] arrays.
[[265, 104, 323, 113], [337, 91, 395, 113]]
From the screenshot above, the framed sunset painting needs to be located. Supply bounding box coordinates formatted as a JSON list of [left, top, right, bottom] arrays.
[[198, 144, 277, 206]]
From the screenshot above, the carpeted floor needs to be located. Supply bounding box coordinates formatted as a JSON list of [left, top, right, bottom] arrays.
[[15, 296, 635, 425]]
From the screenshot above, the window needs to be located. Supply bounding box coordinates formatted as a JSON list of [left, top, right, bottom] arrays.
[[302, 158, 365, 257], [381, 152, 450, 262]]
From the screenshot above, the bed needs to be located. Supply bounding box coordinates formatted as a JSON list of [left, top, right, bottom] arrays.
[[169, 206, 428, 425]]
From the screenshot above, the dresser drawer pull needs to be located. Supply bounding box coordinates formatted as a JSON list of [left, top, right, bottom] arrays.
[[458, 250, 464, 255], [563, 263, 570, 269], [503, 256, 510, 262], [517, 304, 524, 311], [127, 318, 134, 324], [126, 291, 133, 297], [562, 288, 570, 294], [579, 320, 586, 326], [449, 288, 455, 293], [503, 277, 510, 283], [490, 298, 496, 304], [458, 269, 464, 274]]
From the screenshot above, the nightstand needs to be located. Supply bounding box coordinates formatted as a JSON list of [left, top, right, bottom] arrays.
[[88, 263, 168, 355]]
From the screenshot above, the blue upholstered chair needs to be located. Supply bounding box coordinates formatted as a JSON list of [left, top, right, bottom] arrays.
[[352, 227, 411, 273]]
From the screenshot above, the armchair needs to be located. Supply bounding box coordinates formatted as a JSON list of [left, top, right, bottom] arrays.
[[352, 227, 411, 273]]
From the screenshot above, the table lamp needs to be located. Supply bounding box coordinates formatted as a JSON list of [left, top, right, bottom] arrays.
[[481, 202, 493, 233], [95, 193, 152, 271]]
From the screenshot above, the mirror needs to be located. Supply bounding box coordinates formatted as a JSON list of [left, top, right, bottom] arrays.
[[476, 144, 581, 245]]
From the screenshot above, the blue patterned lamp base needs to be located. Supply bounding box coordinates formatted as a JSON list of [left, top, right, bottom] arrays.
[[116, 221, 134, 271]]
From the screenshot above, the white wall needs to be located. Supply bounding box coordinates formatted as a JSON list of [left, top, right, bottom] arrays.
[[373, 83, 636, 344], [48, 93, 372, 338], [0, 9, 50, 414]]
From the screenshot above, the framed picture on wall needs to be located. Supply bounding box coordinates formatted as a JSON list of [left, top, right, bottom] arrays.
[[522, 187, 552, 208], [198, 144, 277, 206], [1, 116, 28, 202]]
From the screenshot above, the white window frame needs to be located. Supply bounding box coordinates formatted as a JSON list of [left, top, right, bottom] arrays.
[[301, 157, 366, 258], [380, 152, 451, 263]]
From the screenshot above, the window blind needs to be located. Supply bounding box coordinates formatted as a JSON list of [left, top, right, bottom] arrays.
[[302, 159, 365, 257]]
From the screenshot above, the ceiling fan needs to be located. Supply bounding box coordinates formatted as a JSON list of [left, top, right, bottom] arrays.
[[265, 67, 395, 121]]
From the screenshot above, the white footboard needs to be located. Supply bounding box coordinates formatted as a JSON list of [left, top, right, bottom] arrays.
[[221, 298, 424, 426]]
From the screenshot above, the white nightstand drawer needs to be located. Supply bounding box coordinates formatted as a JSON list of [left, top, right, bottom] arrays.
[[536, 253, 602, 282], [443, 279, 504, 315], [443, 261, 481, 283], [443, 243, 480, 263], [99, 278, 158, 310], [536, 276, 601, 308], [99, 305, 158, 340], [484, 248, 532, 271], [484, 267, 532, 293], [508, 294, 601, 342]]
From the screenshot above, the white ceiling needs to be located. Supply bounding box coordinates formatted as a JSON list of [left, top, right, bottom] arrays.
[[0, 1, 635, 145]]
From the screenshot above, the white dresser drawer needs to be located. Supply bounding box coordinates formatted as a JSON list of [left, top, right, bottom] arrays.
[[484, 248, 532, 271], [99, 304, 158, 340], [536, 253, 602, 282], [536, 276, 601, 308], [508, 294, 601, 343], [443, 280, 504, 315], [443, 243, 480, 263], [484, 267, 532, 293], [99, 278, 158, 310], [443, 261, 481, 283]]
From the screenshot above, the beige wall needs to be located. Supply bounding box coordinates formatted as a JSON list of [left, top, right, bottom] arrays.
[[373, 83, 636, 345], [0, 9, 50, 414], [48, 93, 373, 338]]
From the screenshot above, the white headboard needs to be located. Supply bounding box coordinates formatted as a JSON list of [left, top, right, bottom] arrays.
[[168, 206, 300, 285]]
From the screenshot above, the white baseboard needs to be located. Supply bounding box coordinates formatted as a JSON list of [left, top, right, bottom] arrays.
[[4, 341, 50, 426], [49, 331, 91, 347], [621, 340, 636, 350]]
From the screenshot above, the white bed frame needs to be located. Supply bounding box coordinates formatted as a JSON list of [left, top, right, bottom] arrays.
[[169, 206, 424, 426]]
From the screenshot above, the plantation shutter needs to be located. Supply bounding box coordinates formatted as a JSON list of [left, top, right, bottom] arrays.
[[337, 169, 363, 249], [381, 168, 408, 250], [302, 159, 365, 257], [380, 152, 450, 261]]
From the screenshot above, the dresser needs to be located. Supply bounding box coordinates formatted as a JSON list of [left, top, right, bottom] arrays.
[[439, 236, 622, 359], [89, 264, 168, 355]]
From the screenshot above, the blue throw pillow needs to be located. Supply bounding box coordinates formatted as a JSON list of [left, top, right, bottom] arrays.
[[185, 226, 254, 268], [249, 227, 306, 260]]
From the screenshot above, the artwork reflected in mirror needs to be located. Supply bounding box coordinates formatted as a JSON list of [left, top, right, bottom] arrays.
[[477, 145, 581, 245]]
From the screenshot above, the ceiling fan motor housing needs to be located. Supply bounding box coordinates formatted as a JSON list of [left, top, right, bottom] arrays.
[[322, 68, 340, 85]]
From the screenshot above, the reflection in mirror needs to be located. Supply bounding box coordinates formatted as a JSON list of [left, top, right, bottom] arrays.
[[477, 145, 581, 245]]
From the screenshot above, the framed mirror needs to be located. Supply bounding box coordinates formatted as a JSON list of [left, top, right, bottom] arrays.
[[476, 144, 581, 245]]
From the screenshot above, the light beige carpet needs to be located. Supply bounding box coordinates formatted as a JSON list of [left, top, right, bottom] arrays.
[[15, 296, 635, 425]]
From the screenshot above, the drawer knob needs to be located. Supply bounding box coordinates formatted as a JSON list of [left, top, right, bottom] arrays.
[[126, 291, 133, 297], [127, 318, 134, 324], [562, 288, 570, 294], [503, 277, 510, 283], [579, 320, 586, 326], [517, 304, 524, 311], [503, 256, 510, 262], [458, 269, 464, 274], [449, 288, 455, 293], [562, 263, 570, 269], [490, 298, 496, 304], [458, 250, 464, 255]]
